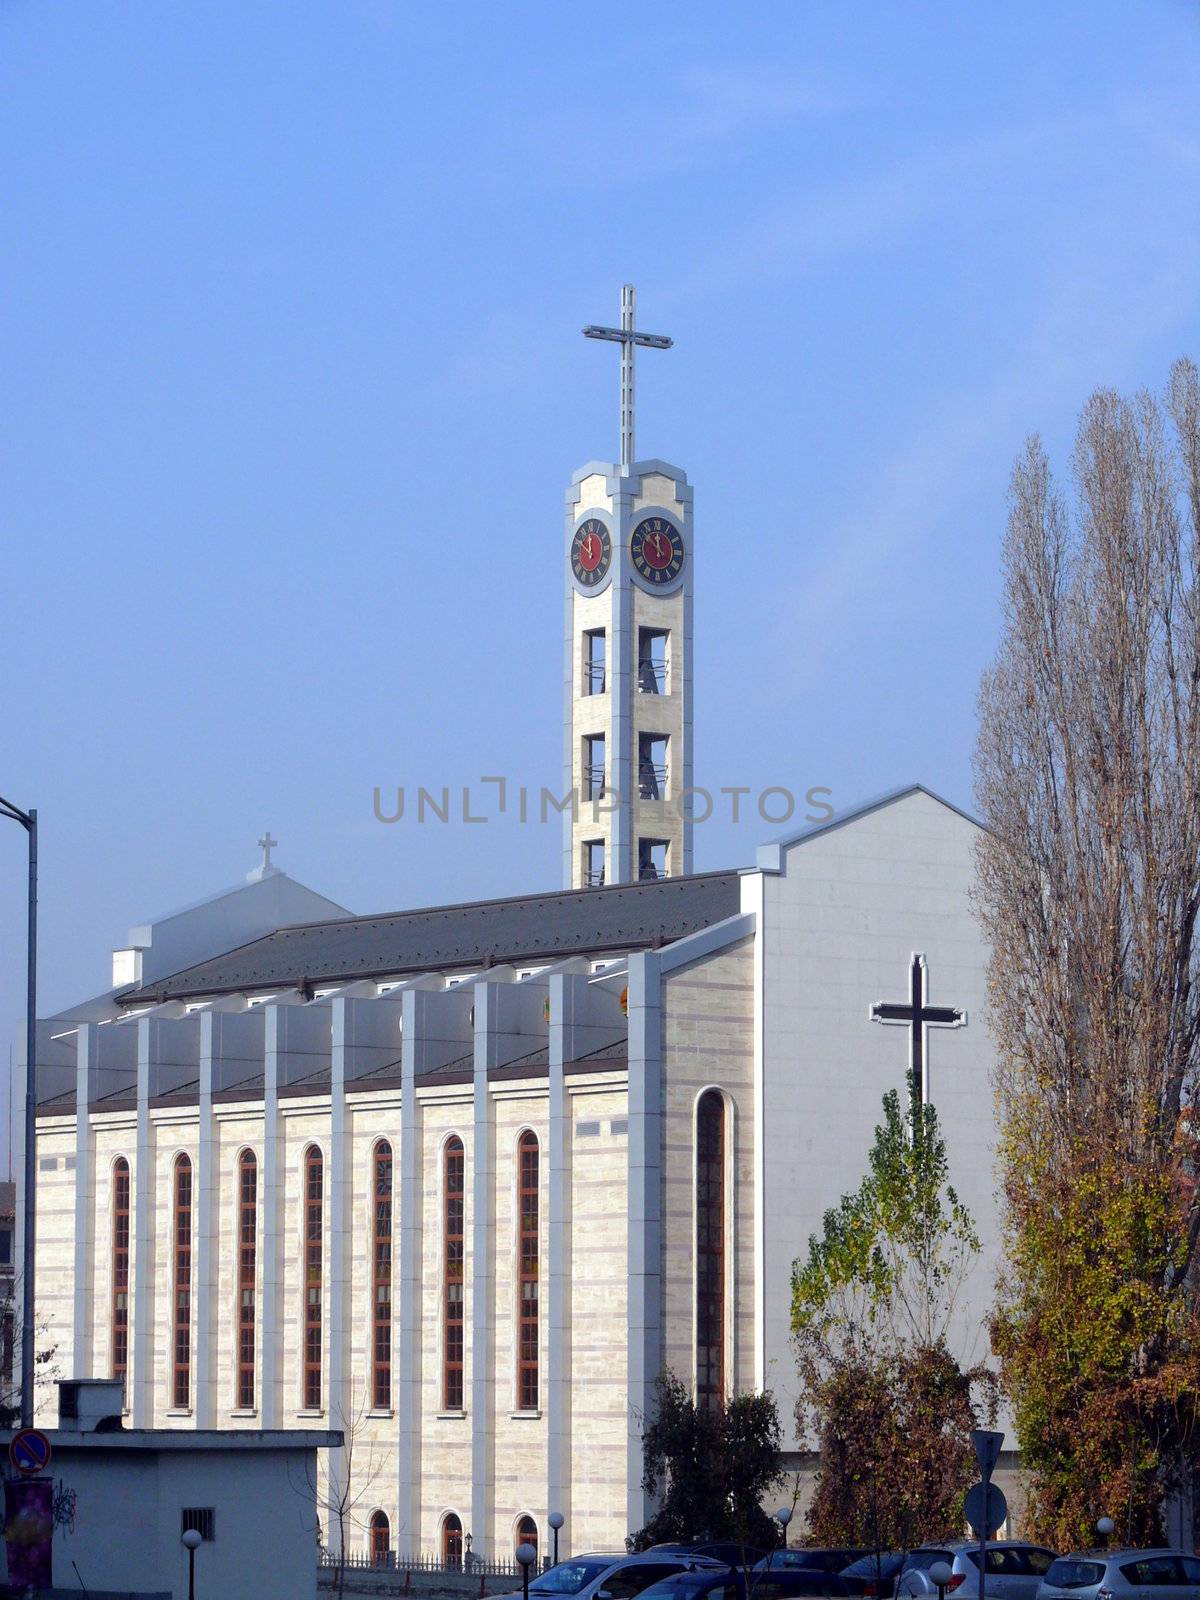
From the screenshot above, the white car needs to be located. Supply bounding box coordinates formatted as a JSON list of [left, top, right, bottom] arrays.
[[491, 1551, 727, 1600], [896, 1545, 1058, 1600], [1037, 1550, 1200, 1600]]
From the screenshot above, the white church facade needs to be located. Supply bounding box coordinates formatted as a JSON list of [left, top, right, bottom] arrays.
[[23, 289, 1010, 1560], [27, 788, 1004, 1558]]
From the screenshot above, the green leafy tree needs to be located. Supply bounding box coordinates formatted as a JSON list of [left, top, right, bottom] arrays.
[[792, 1084, 995, 1545], [630, 1371, 783, 1552]]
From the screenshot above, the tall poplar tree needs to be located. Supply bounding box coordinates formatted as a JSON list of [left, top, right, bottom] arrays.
[[975, 359, 1200, 1545]]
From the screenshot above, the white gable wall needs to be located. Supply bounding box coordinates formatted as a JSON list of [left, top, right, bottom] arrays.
[[748, 788, 1004, 1450]]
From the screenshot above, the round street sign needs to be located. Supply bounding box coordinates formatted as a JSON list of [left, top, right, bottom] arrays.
[[9, 1429, 52, 1476], [965, 1480, 1008, 1538]]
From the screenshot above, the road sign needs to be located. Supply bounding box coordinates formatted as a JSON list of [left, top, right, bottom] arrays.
[[8, 1429, 52, 1477], [965, 1480, 1008, 1538], [971, 1429, 1004, 1482]]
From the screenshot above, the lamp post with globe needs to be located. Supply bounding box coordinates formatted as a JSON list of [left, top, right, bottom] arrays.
[[548, 1512, 564, 1568], [774, 1506, 793, 1550], [929, 1561, 953, 1600], [517, 1542, 538, 1600], [1096, 1518, 1115, 1551], [181, 1528, 202, 1600]]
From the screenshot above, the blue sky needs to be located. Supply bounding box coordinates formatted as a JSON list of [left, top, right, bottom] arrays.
[[2, 0, 1199, 1130]]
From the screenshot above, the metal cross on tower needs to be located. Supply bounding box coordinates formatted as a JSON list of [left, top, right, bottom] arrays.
[[257, 831, 278, 872], [870, 953, 966, 1108], [583, 285, 672, 469]]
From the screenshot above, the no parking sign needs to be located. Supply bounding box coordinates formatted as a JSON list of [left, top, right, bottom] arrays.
[[8, 1430, 52, 1477]]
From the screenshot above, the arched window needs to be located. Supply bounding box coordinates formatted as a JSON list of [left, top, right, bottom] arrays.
[[372, 1140, 393, 1410], [695, 1090, 726, 1412], [443, 1138, 465, 1411], [236, 1150, 258, 1410], [515, 1516, 539, 1558], [517, 1132, 539, 1411], [303, 1146, 323, 1411], [442, 1512, 463, 1568], [112, 1158, 130, 1381], [173, 1155, 192, 1409], [369, 1510, 390, 1567]]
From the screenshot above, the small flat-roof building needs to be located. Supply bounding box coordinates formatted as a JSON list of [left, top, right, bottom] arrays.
[[1, 1380, 339, 1600]]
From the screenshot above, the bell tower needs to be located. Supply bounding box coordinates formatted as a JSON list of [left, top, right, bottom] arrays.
[[563, 286, 694, 890]]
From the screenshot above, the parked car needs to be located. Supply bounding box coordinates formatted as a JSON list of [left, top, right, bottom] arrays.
[[839, 1553, 909, 1598], [638, 1570, 850, 1600], [650, 1545, 768, 1569], [492, 1551, 728, 1600], [1037, 1550, 1200, 1600], [755, 1553, 870, 1576], [895, 1545, 1057, 1600]]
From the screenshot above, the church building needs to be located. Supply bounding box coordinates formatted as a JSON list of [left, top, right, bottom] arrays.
[[23, 289, 1010, 1560]]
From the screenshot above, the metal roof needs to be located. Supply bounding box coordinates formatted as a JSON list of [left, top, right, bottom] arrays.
[[119, 870, 743, 1005]]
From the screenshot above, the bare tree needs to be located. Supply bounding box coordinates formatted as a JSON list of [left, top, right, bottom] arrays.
[[0, 1273, 59, 1428], [974, 358, 1200, 1542], [295, 1392, 387, 1600]]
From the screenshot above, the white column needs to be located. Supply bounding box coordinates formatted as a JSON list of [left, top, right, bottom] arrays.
[[72, 1026, 97, 1380], [327, 999, 351, 1555], [625, 951, 663, 1534], [195, 1013, 217, 1427], [131, 1019, 154, 1428], [261, 1013, 282, 1428], [546, 976, 575, 1545], [470, 982, 498, 1557]]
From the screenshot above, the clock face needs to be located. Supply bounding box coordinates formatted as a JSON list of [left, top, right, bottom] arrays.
[[631, 516, 685, 585], [571, 518, 612, 587]]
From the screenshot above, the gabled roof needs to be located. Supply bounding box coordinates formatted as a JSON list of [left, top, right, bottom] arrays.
[[755, 783, 982, 873], [119, 871, 743, 1005]]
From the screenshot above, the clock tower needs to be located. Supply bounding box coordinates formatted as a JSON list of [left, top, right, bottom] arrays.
[[563, 286, 694, 890]]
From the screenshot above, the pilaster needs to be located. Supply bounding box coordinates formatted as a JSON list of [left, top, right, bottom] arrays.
[[626, 951, 663, 1533]]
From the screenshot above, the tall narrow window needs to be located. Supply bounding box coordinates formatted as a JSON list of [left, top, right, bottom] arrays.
[[515, 1516, 539, 1558], [583, 628, 606, 695], [370, 1510, 390, 1566], [443, 1137, 465, 1411], [236, 1150, 258, 1411], [442, 1513, 463, 1568], [373, 1141, 393, 1410], [173, 1155, 192, 1409], [112, 1157, 130, 1381], [517, 1132, 539, 1411], [303, 1147, 323, 1411], [695, 1091, 725, 1412]]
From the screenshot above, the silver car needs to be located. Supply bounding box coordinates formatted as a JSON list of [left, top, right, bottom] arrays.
[[491, 1551, 726, 1600], [1037, 1550, 1200, 1600], [897, 1544, 1058, 1600]]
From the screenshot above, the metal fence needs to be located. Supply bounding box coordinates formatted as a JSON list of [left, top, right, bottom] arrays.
[[320, 1549, 542, 1579]]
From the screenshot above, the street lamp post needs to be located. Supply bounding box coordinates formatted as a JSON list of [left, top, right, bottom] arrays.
[[182, 1528, 202, 1600], [0, 794, 37, 1428], [1096, 1519, 1115, 1551], [517, 1541, 537, 1600], [774, 1506, 793, 1550], [929, 1561, 953, 1600], [548, 1512, 564, 1568]]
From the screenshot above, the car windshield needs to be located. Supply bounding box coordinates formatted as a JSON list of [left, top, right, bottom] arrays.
[[638, 1580, 728, 1600], [530, 1563, 613, 1595], [1044, 1562, 1106, 1590], [841, 1556, 905, 1579]]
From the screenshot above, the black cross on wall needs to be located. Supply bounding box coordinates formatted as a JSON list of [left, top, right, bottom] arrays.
[[870, 953, 966, 1108]]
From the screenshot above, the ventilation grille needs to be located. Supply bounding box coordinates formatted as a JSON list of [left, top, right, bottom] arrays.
[[182, 1508, 215, 1542]]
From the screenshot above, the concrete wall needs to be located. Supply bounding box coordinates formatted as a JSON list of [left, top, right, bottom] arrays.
[[0, 1437, 326, 1600]]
